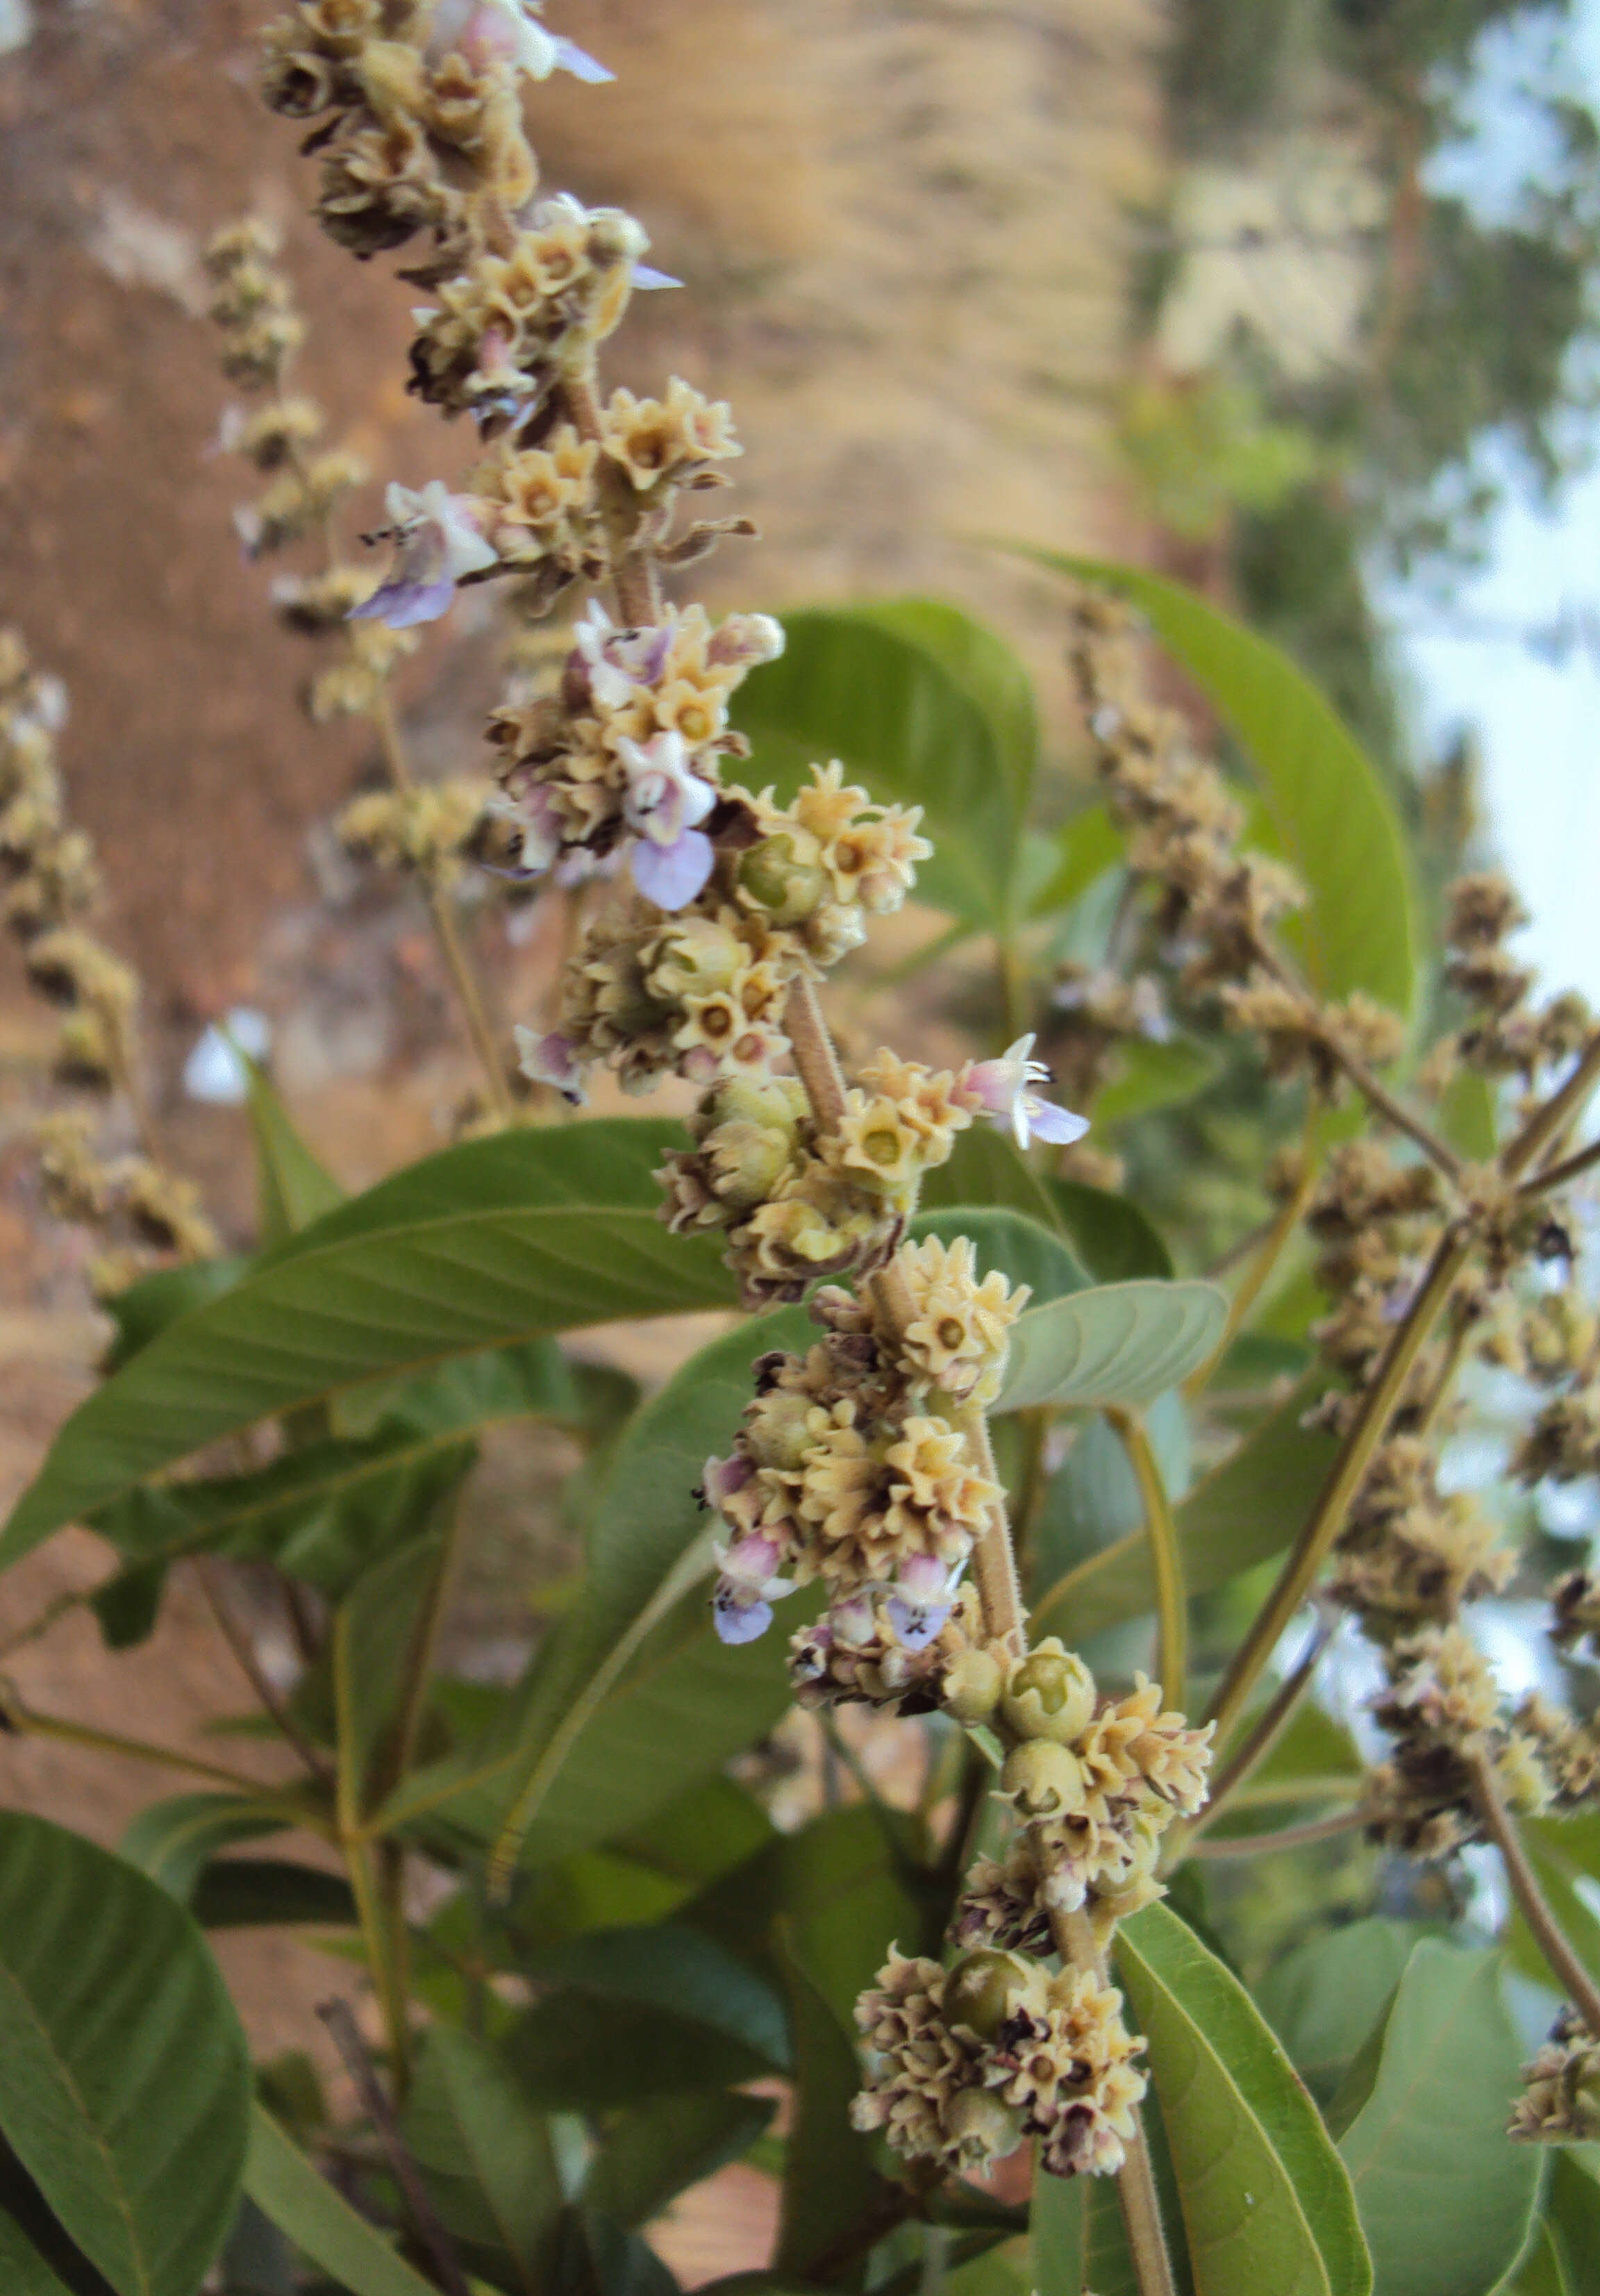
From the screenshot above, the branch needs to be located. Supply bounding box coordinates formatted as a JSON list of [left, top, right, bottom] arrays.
[[1106, 1408, 1185, 1704], [1503, 1033, 1600, 1179], [1178, 1623, 1328, 1852], [318, 1999, 471, 2296], [192, 1556, 331, 1783], [1188, 1809, 1363, 1858], [1517, 1133, 1600, 1201], [1204, 1224, 1472, 1742], [1470, 1754, 1600, 2041]]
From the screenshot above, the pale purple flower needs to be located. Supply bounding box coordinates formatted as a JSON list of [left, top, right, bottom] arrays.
[[828, 1590, 877, 1650], [710, 1530, 796, 1646], [885, 1555, 962, 1652], [480, 788, 562, 881], [349, 481, 498, 631], [571, 601, 672, 711], [706, 612, 785, 669], [700, 1453, 755, 1511], [958, 1033, 1089, 1152], [617, 731, 717, 910], [514, 1026, 586, 1104], [633, 264, 683, 290], [433, 0, 612, 82]]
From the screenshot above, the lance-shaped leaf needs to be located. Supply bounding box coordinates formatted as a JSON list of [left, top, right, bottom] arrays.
[[244, 2106, 440, 2296], [241, 1054, 344, 1242], [403, 2027, 564, 2293], [999, 549, 1417, 1018], [776, 1933, 898, 2280], [995, 1279, 1226, 1414], [732, 606, 1031, 929], [0, 1813, 251, 2296], [585, 2092, 775, 2231], [1115, 1901, 1371, 2296], [1336, 1943, 1540, 2296], [121, 1791, 299, 1902], [3, 1118, 732, 1570]]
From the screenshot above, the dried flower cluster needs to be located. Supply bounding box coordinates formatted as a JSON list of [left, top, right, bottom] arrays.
[[1509, 2006, 1600, 2144], [1, 635, 219, 1295], [851, 1946, 1147, 2179]]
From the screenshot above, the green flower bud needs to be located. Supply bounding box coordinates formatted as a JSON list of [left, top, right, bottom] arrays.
[[704, 1117, 794, 1211], [744, 1389, 817, 1472], [943, 2086, 1025, 2163], [943, 1949, 1033, 2041], [708, 1073, 807, 1135], [1000, 1638, 1096, 1745], [738, 833, 828, 924], [1001, 1738, 1086, 1818], [942, 1646, 1004, 1724]]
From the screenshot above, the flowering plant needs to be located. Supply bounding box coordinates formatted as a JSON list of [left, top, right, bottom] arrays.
[[1, 9, 1600, 2296]]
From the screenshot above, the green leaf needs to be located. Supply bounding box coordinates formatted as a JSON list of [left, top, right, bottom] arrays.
[[121, 1792, 294, 1903], [100, 1257, 248, 1372], [380, 1313, 812, 1858], [732, 607, 1028, 929], [403, 2027, 563, 2293], [776, 1935, 897, 2279], [1003, 551, 1417, 1017], [0, 1812, 251, 2296], [243, 2105, 440, 2296], [333, 1536, 447, 1814], [997, 1280, 1226, 1414], [846, 599, 1039, 800], [506, 1990, 774, 2114], [3, 1118, 733, 1570], [0, 2191, 76, 2296], [1544, 2153, 1600, 2293], [1028, 2163, 1086, 2296], [1026, 801, 1124, 918], [1032, 1383, 1333, 1642], [910, 1206, 1090, 1307], [190, 1858, 356, 1929], [1116, 1902, 1370, 2296], [91, 1556, 168, 1649], [1028, 1391, 1189, 1602], [919, 1126, 1070, 1235], [1337, 1943, 1540, 2296], [90, 1340, 580, 1598], [241, 1056, 344, 1243], [1511, 1815, 1600, 1995], [526, 1924, 792, 2071], [1257, 1920, 1428, 2107], [1092, 1038, 1221, 1129], [549, 2209, 681, 2296], [585, 2093, 775, 2229], [1047, 1179, 1174, 1283]]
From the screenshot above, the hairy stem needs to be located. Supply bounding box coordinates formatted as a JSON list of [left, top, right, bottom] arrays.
[[1205, 1224, 1472, 1743], [193, 1556, 331, 1783], [1503, 1032, 1600, 1179], [1175, 1624, 1328, 1855], [956, 1401, 1026, 1651], [785, 973, 849, 1130], [0, 1685, 319, 1808], [1188, 1808, 1364, 1859], [379, 1496, 467, 1801], [1517, 1131, 1600, 1200], [1106, 1407, 1185, 1705], [1115, 2121, 1180, 2296], [372, 689, 514, 1122], [1471, 1752, 1600, 2040]]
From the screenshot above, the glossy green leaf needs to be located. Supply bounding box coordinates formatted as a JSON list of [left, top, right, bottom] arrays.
[[1005, 551, 1417, 1017], [920, 1125, 1069, 1233], [1257, 1920, 1426, 2107], [1047, 1178, 1174, 1282], [100, 1257, 248, 1372], [242, 1056, 344, 1242], [1032, 1383, 1333, 1642], [4, 1118, 733, 1569], [244, 2106, 440, 2296], [847, 598, 1039, 800], [733, 607, 1027, 928], [90, 1340, 580, 1597], [776, 1936, 897, 2279], [526, 1924, 791, 2071], [911, 1205, 1090, 1308], [403, 2027, 562, 2293], [997, 1280, 1226, 1414], [0, 2195, 76, 2296], [121, 1792, 294, 1903], [585, 2092, 776, 2229], [1116, 1902, 1370, 2296], [1337, 1943, 1540, 2296], [0, 1813, 251, 2296]]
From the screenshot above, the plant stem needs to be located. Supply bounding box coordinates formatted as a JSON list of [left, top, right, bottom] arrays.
[[1471, 1752, 1600, 2040], [564, 369, 662, 624], [1204, 1223, 1472, 1744], [1184, 1151, 1318, 1399], [1188, 1808, 1364, 1858], [1503, 1032, 1600, 1179], [192, 1556, 331, 1783], [1517, 1132, 1600, 1199], [785, 974, 849, 1130], [379, 1497, 467, 1800], [372, 688, 515, 1122], [956, 1401, 1026, 1651], [1106, 1407, 1185, 1706], [0, 1684, 317, 1806], [1178, 1624, 1328, 1853], [1115, 2121, 1179, 2296], [318, 1998, 470, 2296]]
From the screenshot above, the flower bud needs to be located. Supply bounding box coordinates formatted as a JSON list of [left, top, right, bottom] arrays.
[[942, 1646, 1004, 1724], [1001, 1738, 1086, 1818], [703, 1117, 794, 1211], [738, 833, 828, 924], [744, 1389, 817, 1472], [943, 1949, 1033, 2041], [943, 2086, 1024, 2165], [1001, 1639, 1096, 1745], [706, 1073, 806, 1137]]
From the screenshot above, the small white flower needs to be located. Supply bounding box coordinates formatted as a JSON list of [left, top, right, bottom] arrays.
[[350, 481, 498, 631], [958, 1033, 1089, 1152]]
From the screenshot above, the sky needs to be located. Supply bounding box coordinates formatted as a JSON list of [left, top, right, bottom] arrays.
[[1388, 1, 1600, 1001]]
